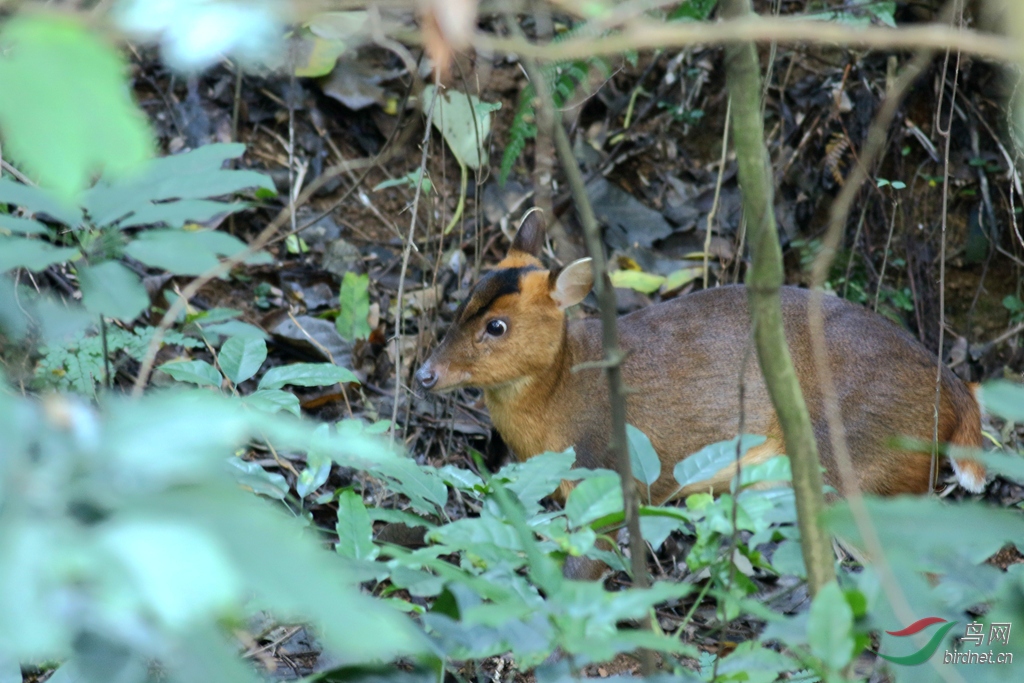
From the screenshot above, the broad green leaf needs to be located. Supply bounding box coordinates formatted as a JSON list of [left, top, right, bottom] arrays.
[[640, 515, 685, 551], [661, 267, 701, 293], [982, 380, 1024, 422], [226, 457, 289, 500], [565, 474, 623, 528], [626, 423, 661, 488], [0, 16, 152, 198], [298, 424, 333, 498], [119, 199, 245, 229], [219, 336, 267, 384], [146, 488, 428, 660], [0, 235, 78, 272], [610, 269, 664, 294], [98, 518, 242, 629], [437, 464, 484, 492], [807, 581, 855, 671], [673, 435, 766, 489], [427, 513, 521, 551], [0, 178, 81, 225], [0, 214, 50, 235], [422, 85, 501, 169], [241, 389, 300, 417], [714, 640, 798, 682], [258, 362, 358, 390], [337, 271, 372, 341], [336, 490, 378, 561], [202, 321, 268, 341], [825, 497, 1024, 566], [159, 360, 223, 388], [78, 260, 150, 321], [82, 143, 274, 227], [770, 539, 806, 578], [733, 455, 792, 490], [500, 449, 577, 515], [374, 457, 449, 515], [124, 229, 221, 274]]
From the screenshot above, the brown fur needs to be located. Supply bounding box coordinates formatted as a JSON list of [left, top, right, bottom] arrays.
[[418, 217, 987, 507]]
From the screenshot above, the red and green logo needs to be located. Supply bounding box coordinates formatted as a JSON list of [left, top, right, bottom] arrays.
[[878, 617, 958, 666]]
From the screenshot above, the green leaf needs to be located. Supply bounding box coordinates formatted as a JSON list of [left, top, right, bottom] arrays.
[[241, 389, 300, 417], [219, 336, 267, 384], [0, 235, 78, 272], [733, 455, 792, 490], [298, 424, 333, 498], [124, 229, 220, 275], [82, 143, 274, 228], [673, 435, 766, 489], [427, 513, 521, 551], [78, 261, 150, 321], [226, 457, 289, 500], [336, 490, 378, 560], [337, 271, 371, 342], [422, 85, 501, 169], [825, 497, 1024, 566], [807, 581, 855, 671], [500, 449, 577, 515], [258, 363, 358, 390], [159, 360, 223, 388], [98, 518, 242, 629], [0, 16, 152, 198], [565, 474, 623, 527], [0, 213, 50, 235], [0, 178, 81, 225], [120, 200, 246, 229], [374, 457, 449, 516], [610, 269, 665, 294], [982, 380, 1024, 422], [626, 423, 661, 488], [661, 267, 700, 293]]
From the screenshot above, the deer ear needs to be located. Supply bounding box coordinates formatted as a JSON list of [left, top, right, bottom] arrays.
[[549, 258, 593, 310], [509, 208, 545, 257]]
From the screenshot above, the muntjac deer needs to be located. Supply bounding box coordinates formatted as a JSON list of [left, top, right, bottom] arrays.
[[416, 211, 986, 517]]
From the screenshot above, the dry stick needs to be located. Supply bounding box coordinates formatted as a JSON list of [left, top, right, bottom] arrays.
[[932, 25, 963, 491], [721, 0, 834, 595], [703, 97, 732, 289], [389, 84, 438, 443], [873, 199, 899, 313], [503, 15, 653, 675], [477, 15, 1023, 65]]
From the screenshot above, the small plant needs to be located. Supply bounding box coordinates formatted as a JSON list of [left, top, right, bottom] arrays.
[[34, 325, 203, 393], [1, 143, 275, 335], [1004, 294, 1024, 324]]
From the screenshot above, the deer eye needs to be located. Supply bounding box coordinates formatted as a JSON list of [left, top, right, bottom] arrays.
[[485, 319, 508, 337]]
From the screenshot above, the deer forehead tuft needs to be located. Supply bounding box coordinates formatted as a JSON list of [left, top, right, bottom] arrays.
[[455, 265, 539, 323]]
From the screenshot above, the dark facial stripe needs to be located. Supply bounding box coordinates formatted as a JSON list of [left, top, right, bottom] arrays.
[[455, 266, 537, 323]]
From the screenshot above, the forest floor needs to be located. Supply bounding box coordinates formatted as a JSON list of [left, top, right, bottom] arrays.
[[111, 12, 1024, 679]]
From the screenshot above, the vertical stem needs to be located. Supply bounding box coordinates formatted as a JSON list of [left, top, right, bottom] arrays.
[[720, 0, 835, 594], [503, 15, 653, 675]]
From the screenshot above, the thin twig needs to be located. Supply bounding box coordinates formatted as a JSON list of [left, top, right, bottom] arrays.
[[389, 83, 438, 442], [704, 97, 732, 289]]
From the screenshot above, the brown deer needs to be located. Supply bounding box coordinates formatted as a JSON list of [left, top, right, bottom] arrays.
[[416, 211, 985, 535]]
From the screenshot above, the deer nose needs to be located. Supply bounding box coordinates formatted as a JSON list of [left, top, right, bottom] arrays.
[[416, 363, 438, 389]]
